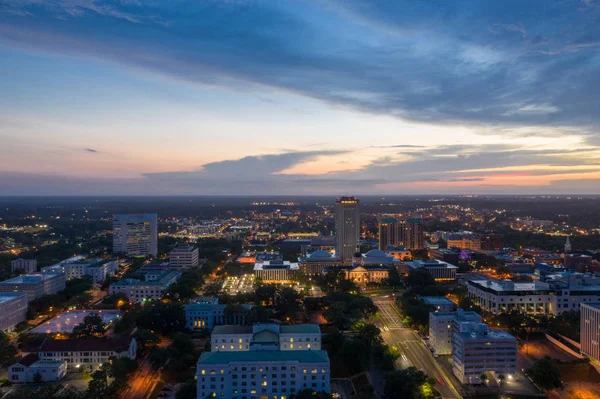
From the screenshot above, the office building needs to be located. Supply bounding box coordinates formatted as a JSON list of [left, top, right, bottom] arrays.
[[447, 235, 481, 251], [429, 309, 482, 355], [11, 259, 37, 274], [581, 303, 600, 362], [378, 217, 399, 250], [24, 337, 136, 372], [421, 296, 457, 312], [112, 213, 158, 257], [452, 322, 517, 384], [475, 233, 504, 251], [254, 260, 299, 284], [466, 273, 600, 315], [0, 272, 66, 302], [170, 245, 200, 269], [335, 197, 360, 264], [109, 271, 181, 303], [400, 218, 424, 250], [185, 298, 251, 331], [8, 354, 67, 383], [298, 250, 341, 276], [197, 350, 330, 399], [406, 259, 458, 282], [0, 292, 28, 331], [42, 258, 118, 284], [211, 323, 321, 352]]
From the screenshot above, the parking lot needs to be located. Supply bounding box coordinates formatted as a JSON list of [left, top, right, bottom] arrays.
[[222, 273, 256, 294]]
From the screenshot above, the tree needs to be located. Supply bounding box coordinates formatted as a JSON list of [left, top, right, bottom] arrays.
[[0, 331, 17, 365], [405, 269, 436, 290], [71, 313, 106, 338], [526, 356, 563, 391], [458, 297, 482, 314], [255, 284, 278, 305], [132, 329, 160, 355], [339, 339, 370, 374], [149, 347, 169, 369], [175, 380, 197, 399], [384, 367, 429, 399], [137, 302, 186, 334], [170, 333, 195, 356], [33, 371, 42, 383], [386, 267, 403, 287], [498, 374, 506, 386], [479, 373, 488, 385], [290, 389, 333, 399], [355, 323, 383, 350], [324, 302, 347, 329]]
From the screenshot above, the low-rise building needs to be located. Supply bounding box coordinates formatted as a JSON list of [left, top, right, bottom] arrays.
[[170, 245, 200, 269], [211, 323, 321, 352], [429, 309, 482, 355], [196, 350, 330, 399], [385, 245, 412, 261], [24, 337, 136, 372], [11, 259, 37, 274], [298, 250, 341, 275], [42, 258, 118, 284], [109, 271, 181, 303], [0, 292, 28, 331], [185, 298, 251, 331], [420, 296, 457, 312], [254, 260, 299, 284], [8, 354, 67, 383], [452, 322, 517, 384], [0, 272, 66, 302], [466, 273, 600, 315], [406, 259, 458, 282]]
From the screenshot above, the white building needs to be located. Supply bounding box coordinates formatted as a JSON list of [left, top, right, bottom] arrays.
[[170, 245, 200, 269], [185, 298, 251, 331], [42, 258, 118, 284], [109, 271, 181, 303], [452, 322, 517, 384], [581, 303, 600, 362], [211, 323, 321, 352], [8, 354, 67, 383], [466, 273, 600, 315], [254, 260, 299, 284], [298, 250, 341, 276], [0, 272, 66, 302], [24, 337, 136, 372], [197, 350, 330, 399], [112, 213, 158, 257], [0, 292, 28, 331], [429, 309, 482, 355], [421, 296, 458, 312], [335, 197, 360, 264], [11, 259, 37, 274], [406, 259, 458, 282]]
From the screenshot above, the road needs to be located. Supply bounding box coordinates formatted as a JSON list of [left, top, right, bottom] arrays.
[[371, 296, 462, 399], [121, 359, 161, 399]]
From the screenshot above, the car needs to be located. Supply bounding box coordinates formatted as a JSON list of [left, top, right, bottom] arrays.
[[388, 297, 394, 301], [436, 377, 444, 385]]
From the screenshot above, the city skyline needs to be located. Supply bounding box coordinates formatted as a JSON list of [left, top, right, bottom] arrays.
[[1, 1, 600, 195]]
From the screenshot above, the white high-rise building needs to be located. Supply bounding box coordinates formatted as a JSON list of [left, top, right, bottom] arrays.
[[452, 322, 517, 384], [581, 303, 600, 362], [429, 309, 482, 355], [170, 245, 199, 269], [113, 214, 157, 257], [11, 259, 37, 274], [335, 197, 360, 264]]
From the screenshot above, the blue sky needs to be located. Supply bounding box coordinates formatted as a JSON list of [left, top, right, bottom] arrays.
[[1, 0, 599, 195]]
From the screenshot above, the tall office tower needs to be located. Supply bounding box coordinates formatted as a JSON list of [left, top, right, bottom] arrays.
[[399, 218, 424, 250], [335, 197, 360, 264], [113, 214, 158, 257], [378, 217, 398, 250]]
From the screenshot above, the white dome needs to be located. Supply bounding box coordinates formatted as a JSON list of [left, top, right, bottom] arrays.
[[364, 249, 387, 258], [309, 250, 333, 259]]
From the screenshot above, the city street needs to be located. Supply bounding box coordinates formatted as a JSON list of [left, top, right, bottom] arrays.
[[121, 359, 161, 399], [371, 296, 462, 399]]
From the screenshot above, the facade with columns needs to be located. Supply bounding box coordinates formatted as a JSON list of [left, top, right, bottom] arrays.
[[185, 297, 251, 331]]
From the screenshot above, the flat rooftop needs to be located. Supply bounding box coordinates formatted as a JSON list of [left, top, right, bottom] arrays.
[[0, 292, 26, 304], [0, 272, 63, 285], [198, 350, 329, 365], [31, 310, 120, 334], [420, 296, 456, 306]]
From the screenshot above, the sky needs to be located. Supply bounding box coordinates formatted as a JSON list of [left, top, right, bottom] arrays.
[[1, 0, 599, 195]]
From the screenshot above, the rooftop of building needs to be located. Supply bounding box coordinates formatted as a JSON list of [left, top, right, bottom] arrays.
[[406, 259, 459, 269], [456, 324, 516, 341], [385, 245, 408, 251], [0, 292, 26, 304], [198, 350, 329, 365], [212, 324, 320, 335], [0, 272, 63, 285], [13, 353, 40, 367], [582, 303, 600, 311], [420, 296, 456, 306], [111, 271, 181, 287], [254, 260, 299, 271], [171, 245, 197, 252], [212, 325, 253, 334]]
